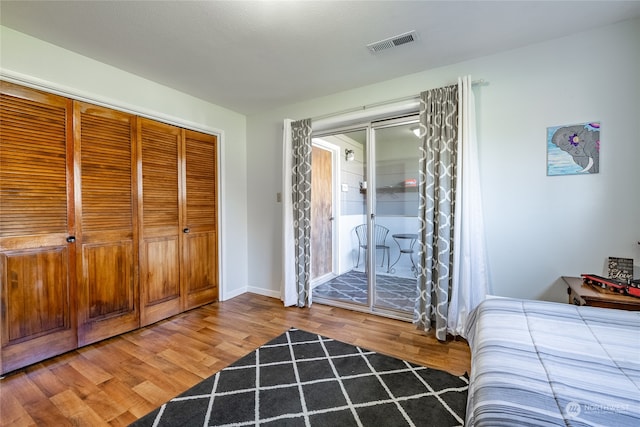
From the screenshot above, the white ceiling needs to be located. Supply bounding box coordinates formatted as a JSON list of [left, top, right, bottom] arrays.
[[2, 1, 640, 115]]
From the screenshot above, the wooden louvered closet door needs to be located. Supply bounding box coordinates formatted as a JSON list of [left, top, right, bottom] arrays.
[[183, 129, 218, 309], [0, 82, 77, 374], [1, 81, 219, 372], [75, 102, 139, 345], [138, 118, 182, 326]]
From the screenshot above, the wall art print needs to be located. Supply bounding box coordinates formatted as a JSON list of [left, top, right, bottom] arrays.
[[547, 121, 600, 176]]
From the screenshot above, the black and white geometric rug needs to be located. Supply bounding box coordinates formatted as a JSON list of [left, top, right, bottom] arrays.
[[130, 328, 468, 427]]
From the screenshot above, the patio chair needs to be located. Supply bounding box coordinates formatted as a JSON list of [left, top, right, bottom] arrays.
[[354, 224, 390, 272]]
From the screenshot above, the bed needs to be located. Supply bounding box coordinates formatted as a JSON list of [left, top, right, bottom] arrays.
[[465, 297, 640, 426]]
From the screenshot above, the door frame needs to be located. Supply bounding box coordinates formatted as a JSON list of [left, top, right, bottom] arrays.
[[310, 138, 340, 287], [367, 116, 420, 314], [310, 116, 421, 321]]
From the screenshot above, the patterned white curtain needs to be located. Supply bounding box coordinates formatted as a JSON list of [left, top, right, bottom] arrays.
[[282, 118, 313, 307], [414, 76, 488, 341]]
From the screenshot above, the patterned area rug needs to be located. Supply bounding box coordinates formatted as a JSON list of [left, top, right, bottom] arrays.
[[313, 270, 417, 312], [130, 328, 468, 426]]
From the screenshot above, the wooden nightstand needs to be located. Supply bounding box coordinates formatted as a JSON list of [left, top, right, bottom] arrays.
[[563, 276, 640, 311]]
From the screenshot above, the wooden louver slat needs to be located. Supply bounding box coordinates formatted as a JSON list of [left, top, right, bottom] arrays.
[[80, 113, 133, 232], [141, 126, 179, 228], [184, 133, 217, 229], [0, 93, 69, 237]]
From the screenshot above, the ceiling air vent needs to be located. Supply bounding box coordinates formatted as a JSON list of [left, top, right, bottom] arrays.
[[367, 31, 418, 53]]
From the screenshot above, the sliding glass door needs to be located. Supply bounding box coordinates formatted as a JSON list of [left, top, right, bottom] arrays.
[[370, 118, 421, 314], [311, 116, 420, 319]]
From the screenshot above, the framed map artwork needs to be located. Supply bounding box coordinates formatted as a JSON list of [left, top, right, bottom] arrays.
[[547, 121, 600, 176]]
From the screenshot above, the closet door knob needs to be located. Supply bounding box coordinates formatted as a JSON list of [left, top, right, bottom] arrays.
[[183, 228, 190, 234], [66, 236, 76, 243]]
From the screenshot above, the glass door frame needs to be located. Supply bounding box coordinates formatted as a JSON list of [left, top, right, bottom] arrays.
[[367, 115, 420, 318], [311, 114, 420, 321]]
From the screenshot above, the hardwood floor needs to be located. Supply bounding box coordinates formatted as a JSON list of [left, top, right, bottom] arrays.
[[0, 293, 471, 426]]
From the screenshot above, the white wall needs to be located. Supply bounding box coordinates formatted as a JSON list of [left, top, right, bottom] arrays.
[[4, 19, 637, 304], [246, 18, 640, 302], [0, 26, 249, 300]]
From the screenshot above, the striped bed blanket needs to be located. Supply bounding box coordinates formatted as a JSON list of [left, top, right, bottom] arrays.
[[465, 297, 640, 426]]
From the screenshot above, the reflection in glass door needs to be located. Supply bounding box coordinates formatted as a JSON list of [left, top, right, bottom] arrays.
[[311, 117, 420, 319], [371, 119, 421, 314]]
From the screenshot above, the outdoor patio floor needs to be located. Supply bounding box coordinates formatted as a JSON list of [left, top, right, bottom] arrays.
[[312, 269, 417, 313]]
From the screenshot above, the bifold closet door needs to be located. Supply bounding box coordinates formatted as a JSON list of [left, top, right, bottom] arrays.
[[138, 118, 182, 326], [1, 81, 218, 373], [183, 130, 218, 309], [74, 102, 139, 346], [0, 82, 77, 374]]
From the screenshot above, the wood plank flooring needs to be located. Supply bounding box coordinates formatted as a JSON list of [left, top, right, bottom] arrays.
[[0, 293, 471, 426]]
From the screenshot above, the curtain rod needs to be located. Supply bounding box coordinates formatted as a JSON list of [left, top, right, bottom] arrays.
[[311, 94, 418, 122], [311, 78, 487, 122]]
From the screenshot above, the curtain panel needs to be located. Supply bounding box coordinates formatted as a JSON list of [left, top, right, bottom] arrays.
[[414, 84, 459, 341], [282, 118, 313, 307], [414, 77, 489, 341], [448, 76, 490, 337]]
